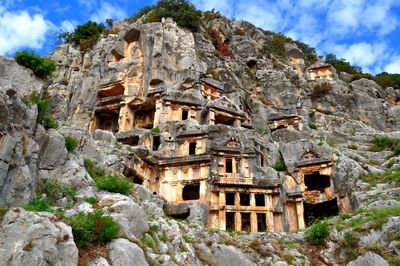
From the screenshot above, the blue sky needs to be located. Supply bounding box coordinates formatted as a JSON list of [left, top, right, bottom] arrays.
[[1, 0, 400, 74]]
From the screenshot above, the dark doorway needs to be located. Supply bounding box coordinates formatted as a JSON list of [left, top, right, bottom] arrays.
[[226, 212, 235, 231], [226, 192, 235, 205], [215, 114, 235, 126], [152, 135, 160, 151], [255, 194, 265, 206], [240, 193, 250, 206], [189, 142, 197, 155], [241, 213, 251, 232], [182, 110, 189, 120], [123, 168, 143, 185], [304, 173, 331, 192], [225, 158, 233, 173], [96, 111, 120, 133], [304, 198, 339, 226], [120, 135, 139, 146], [260, 154, 264, 167], [182, 184, 200, 200], [257, 213, 267, 232]]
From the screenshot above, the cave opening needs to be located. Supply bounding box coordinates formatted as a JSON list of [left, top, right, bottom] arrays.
[[241, 212, 251, 232], [226, 212, 235, 231], [215, 113, 235, 126], [304, 198, 339, 226], [95, 110, 120, 133], [225, 192, 235, 205], [152, 135, 160, 151], [189, 142, 197, 155], [123, 168, 144, 185], [257, 213, 267, 232], [182, 184, 200, 200], [304, 173, 331, 192]]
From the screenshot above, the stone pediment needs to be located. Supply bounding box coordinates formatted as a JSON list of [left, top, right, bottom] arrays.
[[299, 149, 321, 161], [212, 96, 242, 113], [223, 136, 242, 149]]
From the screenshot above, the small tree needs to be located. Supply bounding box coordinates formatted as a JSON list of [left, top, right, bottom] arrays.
[[14, 50, 56, 79]]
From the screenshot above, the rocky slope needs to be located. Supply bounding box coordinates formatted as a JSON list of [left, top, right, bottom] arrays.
[[0, 11, 399, 266]]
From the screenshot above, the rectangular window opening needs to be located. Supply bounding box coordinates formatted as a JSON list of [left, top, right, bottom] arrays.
[[225, 192, 235, 205], [241, 212, 251, 232], [152, 136, 160, 151], [226, 212, 235, 231], [189, 142, 197, 155], [255, 194, 265, 206], [260, 154, 264, 167], [182, 110, 189, 120], [240, 193, 250, 206], [225, 158, 233, 173], [257, 213, 267, 232]]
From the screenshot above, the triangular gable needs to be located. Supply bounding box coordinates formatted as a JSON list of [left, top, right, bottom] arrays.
[[223, 136, 242, 149], [299, 149, 321, 161], [214, 96, 241, 112]]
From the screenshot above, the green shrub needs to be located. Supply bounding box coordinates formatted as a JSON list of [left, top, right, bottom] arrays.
[[325, 54, 362, 74], [313, 82, 333, 96], [64, 136, 79, 152], [150, 127, 160, 135], [95, 175, 132, 195], [387, 159, 395, 169], [14, 50, 56, 79], [352, 73, 374, 82], [23, 197, 54, 213], [85, 197, 97, 204], [347, 144, 358, 150], [70, 21, 105, 46], [40, 115, 57, 129], [38, 179, 76, 204], [272, 160, 287, 171], [68, 209, 119, 248], [84, 159, 133, 195], [342, 231, 359, 248], [369, 136, 400, 155], [141, 0, 202, 32], [326, 139, 336, 148], [262, 33, 290, 60], [306, 220, 329, 245], [308, 123, 317, 130], [256, 128, 269, 135]]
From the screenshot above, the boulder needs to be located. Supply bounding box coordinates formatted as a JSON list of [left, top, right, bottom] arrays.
[[39, 129, 68, 170], [211, 244, 255, 266], [0, 209, 78, 266], [108, 238, 148, 266], [347, 252, 389, 266]]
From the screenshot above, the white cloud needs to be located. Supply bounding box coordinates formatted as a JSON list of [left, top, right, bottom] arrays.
[[60, 20, 77, 32], [89, 2, 127, 23], [235, 2, 282, 31], [384, 56, 400, 73], [0, 9, 51, 55], [327, 42, 388, 73]]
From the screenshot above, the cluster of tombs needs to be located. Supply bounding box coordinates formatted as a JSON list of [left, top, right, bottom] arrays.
[[89, 76, 347, 233]]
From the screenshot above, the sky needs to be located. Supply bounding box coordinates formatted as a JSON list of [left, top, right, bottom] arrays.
[[1, 0, 400, 74]]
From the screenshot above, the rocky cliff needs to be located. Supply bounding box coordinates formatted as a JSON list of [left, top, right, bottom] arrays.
[[0, 10, 399, 266]]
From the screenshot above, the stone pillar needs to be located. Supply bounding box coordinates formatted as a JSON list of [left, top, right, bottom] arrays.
[[235, 212, 241, 231], [234, 119, 241, 128], [199, 180, 207, 203], [154, 99, 163, 128], [296, 200, 305, 230], [266, 194, 274, 232], [250, 212, 257, 232], [209, 110, 215, 125], [219, 192, 226, 230]]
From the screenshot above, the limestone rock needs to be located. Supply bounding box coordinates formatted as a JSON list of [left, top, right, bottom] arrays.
[[39, 129, 68, 170], [211, 244, 255, 266], [108, 238, 148, 266], [0, 209, 78, 266], [347, 252, 389, 266]]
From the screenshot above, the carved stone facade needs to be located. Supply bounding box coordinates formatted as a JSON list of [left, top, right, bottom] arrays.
[[88, 28, 344, 233]]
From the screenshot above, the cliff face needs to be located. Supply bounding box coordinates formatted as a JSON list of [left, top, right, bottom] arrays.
[[0, 13, 399, 266]]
